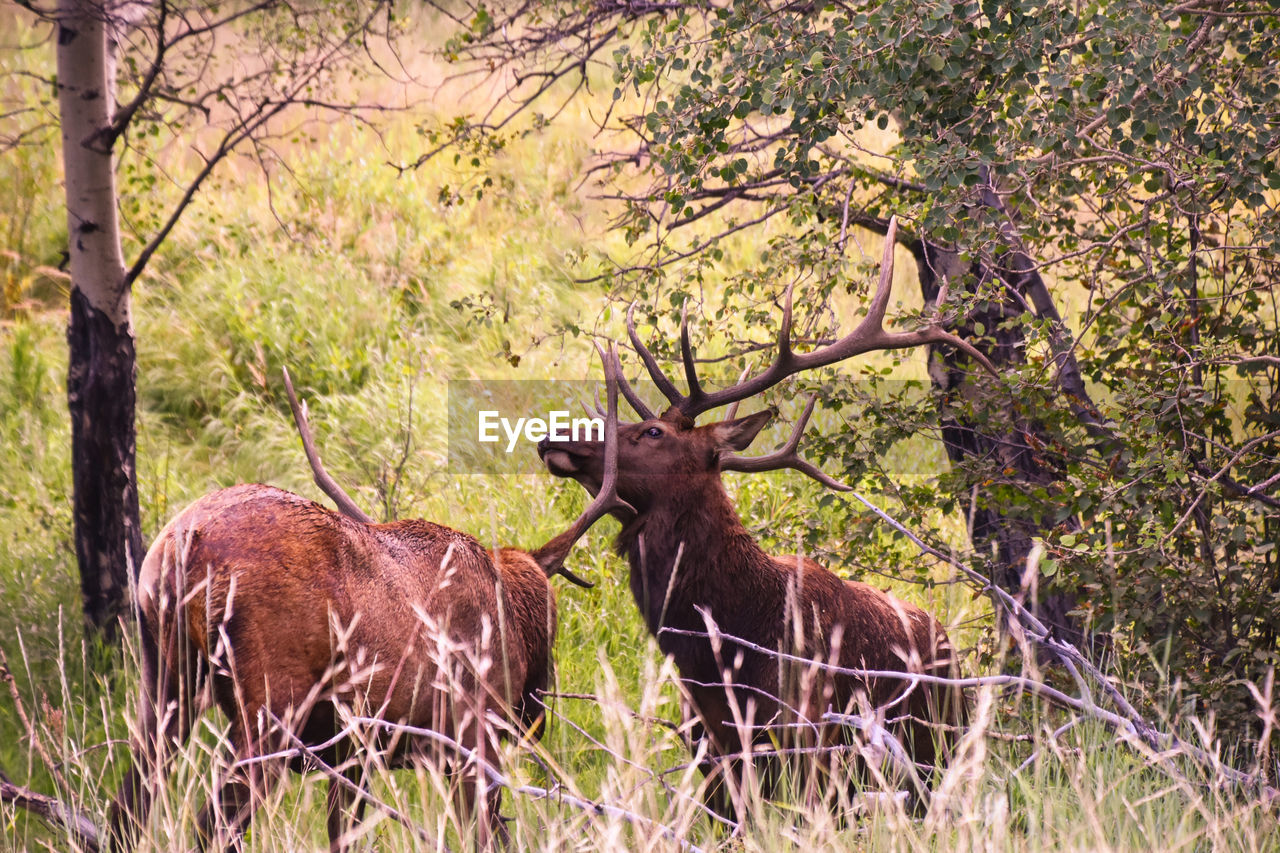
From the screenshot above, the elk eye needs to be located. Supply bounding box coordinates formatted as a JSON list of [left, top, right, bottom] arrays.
[[645, 426, 663, 438]]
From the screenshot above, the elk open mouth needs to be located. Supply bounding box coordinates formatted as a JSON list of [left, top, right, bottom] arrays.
[[540, 448, 580, 476], [537, 438, 593, 478]]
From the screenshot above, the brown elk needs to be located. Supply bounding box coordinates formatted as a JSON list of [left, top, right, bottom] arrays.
[[540, 218, 988, 815], [109, 365, 627, 852]]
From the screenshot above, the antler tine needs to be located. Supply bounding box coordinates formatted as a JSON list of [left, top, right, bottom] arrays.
[[871, 217, 997, 370], [534, 343, 636, 585], [863, 213, 901, 334], [810, 215, 997, 371], [580, 382, 606, 419], [721, 364, 753, 421], [678, 302, 704, 404], [626, 302, 687, 414], [610, 342, 658, 421], [778, 280, 796, 361], [282, 367, 375, 524], [594, 343, 631, 511], [705, 285, 798, 420], [720, 394, 853, 492]]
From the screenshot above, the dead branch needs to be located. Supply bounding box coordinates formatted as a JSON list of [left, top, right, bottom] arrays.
[[0, 649, 67, 793], [527, 694, 739, 831], [262, 711, 444, 849], [0, 771, 101, 852], [815, 490, 1280, 803], [659, 626, 1096, 726], [661, 616, 1278, 803]]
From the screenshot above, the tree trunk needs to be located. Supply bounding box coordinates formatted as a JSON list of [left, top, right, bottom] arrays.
[[56, 0, 141, 638], [909, 237, 1085, 649]]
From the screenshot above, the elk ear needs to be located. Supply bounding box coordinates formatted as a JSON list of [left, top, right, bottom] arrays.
[[712, 410, 773, 452]]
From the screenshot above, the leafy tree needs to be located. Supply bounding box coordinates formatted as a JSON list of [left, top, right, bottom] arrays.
[[9, 0, 400, 637], [433, 0, 1280, 741]]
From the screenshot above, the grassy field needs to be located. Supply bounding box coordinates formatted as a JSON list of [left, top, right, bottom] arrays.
[[2, 15, 1278, 852]]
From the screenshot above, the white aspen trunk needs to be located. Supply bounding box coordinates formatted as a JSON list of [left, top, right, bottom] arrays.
[[56, 0, 142, 636], [57, 0, 127, 319]]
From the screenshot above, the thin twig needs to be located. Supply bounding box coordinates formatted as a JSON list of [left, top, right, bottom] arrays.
[[0, 649, 69, 794]]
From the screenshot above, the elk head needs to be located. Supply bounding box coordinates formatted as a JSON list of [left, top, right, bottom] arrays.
[[540, 405, 776, 515]]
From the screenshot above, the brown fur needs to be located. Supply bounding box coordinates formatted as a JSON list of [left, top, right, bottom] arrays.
[[541, 409, 965, 812], [109, 484, 556, 851]]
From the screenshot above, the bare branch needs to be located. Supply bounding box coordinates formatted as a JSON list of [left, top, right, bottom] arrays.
[[1166, 429, 1280, 541], [247, 715, 710, 853], [262, 711, 443, 849], [526, 694, 739, 831], [836, 490, 1280, 802], [121, 2, 391, 291], [98, 0, 169, 148], [0, 771, 100, 853], [661, 616, 1279, 802]]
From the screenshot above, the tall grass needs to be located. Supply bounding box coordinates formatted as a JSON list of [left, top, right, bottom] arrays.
[[3, 625, 1277, 851]]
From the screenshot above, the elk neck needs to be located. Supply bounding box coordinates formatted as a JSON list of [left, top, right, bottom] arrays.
[[613, 470, 775, 641]]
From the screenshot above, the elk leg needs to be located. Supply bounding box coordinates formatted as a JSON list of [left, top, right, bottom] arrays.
[[196, 724, 278, 852], [463, 778, 509, 851], [683, 710, 734, 822], [324, 746, 368, 853], [683, 693, 755, 826], [110, 611, 201, 850], [696, 750, 737, 823], [196, 760, 255, 851], [448, 717, 508, 850]]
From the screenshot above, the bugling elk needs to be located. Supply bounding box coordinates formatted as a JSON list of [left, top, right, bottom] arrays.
[[109, 367, 628, 851], [539, 218, 988, 815]]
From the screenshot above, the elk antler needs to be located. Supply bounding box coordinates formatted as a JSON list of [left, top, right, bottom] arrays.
[[282, 367, 375, 524], [625, 216, 998, 420], [613, 315, 660, 421], [532, 343, 635, 586], [719, 394, 852, 491]]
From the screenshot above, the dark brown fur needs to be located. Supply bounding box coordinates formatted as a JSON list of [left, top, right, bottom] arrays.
[[110, 484, 555, 851], [541, 409, 965, 812]]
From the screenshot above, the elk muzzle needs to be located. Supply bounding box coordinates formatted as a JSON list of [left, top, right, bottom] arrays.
[[537, 436, 602, 491]]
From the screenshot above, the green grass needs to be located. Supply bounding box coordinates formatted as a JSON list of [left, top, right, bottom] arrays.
[[2, 14, 1278, 851]]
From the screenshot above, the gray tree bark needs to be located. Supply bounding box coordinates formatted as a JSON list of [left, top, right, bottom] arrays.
[[909, 236, 1087, 650]]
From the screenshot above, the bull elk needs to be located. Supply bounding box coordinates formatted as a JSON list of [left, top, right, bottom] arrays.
[[109, 365, 627, 851], [540, 218, 987, 815]]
